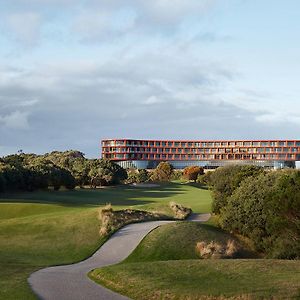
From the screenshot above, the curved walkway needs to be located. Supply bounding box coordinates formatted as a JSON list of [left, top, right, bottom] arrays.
[[28, 214, 211, 300]]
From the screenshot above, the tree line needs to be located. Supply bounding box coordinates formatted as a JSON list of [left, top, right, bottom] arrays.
[[0, 150, 127, 192]]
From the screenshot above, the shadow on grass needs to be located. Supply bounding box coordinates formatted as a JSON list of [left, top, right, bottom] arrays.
[[184, 182, 209, 190], [0, 182, 186, 208]]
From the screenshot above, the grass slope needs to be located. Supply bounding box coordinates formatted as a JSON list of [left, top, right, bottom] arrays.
[[0, 182, 210, 299], [90, 222, 300, 299], [90, 260, 300, 300], [125, 222, 254, 262]]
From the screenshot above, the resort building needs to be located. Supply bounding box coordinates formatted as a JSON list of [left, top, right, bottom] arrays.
[[101, 139, 300, 169]]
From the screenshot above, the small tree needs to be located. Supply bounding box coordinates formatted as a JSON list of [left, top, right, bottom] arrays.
[[150, 162, 173, 182], [183, 166, 204, 182]]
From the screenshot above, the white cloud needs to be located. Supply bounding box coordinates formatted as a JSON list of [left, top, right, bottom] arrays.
[[143, 96, 163, 105]]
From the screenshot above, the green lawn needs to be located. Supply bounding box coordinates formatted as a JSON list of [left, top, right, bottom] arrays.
[[90, 260, 300, 300], [90, 221, 300, 299], [124, 222, 256, 262], [0, 182, 211, 300]]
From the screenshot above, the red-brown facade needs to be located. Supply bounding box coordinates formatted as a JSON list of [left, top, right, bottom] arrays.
[[102, 139, 300, 161]]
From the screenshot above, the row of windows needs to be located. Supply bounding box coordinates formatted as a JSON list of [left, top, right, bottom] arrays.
[[103, 147, 300, 154], [103, 153, 300, 160], [103, 140, 300, 148]]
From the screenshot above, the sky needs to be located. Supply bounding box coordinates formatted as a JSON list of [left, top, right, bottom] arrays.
[[0, 0, 300, 158]]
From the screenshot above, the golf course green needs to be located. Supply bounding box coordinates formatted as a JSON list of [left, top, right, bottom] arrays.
[[0, 182, 211, 299]]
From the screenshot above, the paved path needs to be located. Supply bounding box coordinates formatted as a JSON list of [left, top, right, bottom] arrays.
[[28, 214, 211, 300]]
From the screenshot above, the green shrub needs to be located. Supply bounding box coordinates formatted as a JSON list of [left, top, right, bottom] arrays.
[[219, 170, 300, 259], [209, 165, 264, 214]]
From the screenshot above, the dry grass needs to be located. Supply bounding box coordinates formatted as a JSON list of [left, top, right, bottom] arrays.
[[196, 239, 240, 259], [169, 201, 192, 220], [98, 204, 168, 237]]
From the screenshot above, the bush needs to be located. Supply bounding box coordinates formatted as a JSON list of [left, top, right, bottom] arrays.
[[169, 201, 192, 220], [219, 170, 300, 259], [197, 171, 213, 185], [183, 166, 204, 182], [195, 239, 240, 259], [98, 204, 166, 236], [170, 170, 183, 181], [0, 172, 6, 192], [150, 162, 173, 182], [209, 165, 264, 214], [89, 159, 127, 186]]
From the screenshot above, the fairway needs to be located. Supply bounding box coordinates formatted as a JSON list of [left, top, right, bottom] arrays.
[[0, 182, 211, 300]]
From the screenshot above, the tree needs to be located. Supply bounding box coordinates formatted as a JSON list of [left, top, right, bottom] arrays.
[[209, 165, 264, 214], [88, 159, 127, 187], [183, 166, 204, 182], [150, 162, 173, 182]]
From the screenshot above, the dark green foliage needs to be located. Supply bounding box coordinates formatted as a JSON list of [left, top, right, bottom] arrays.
[[88, 159, 127, 187], [126, 169, 150, 184], [0, 173, 6, 192], [197, 171, 213, 185], [219, 170, 300, 259], [150, 162, 173, 182], [0, 151, 126, 192], [209, 165, 264, 214], [137, 169, 149, 183]]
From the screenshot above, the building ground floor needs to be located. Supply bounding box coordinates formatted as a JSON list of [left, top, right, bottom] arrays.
[[116, 159, 299, 170]]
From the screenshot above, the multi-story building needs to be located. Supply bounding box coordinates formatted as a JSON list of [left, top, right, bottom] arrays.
[[101, 139, 300, 169]]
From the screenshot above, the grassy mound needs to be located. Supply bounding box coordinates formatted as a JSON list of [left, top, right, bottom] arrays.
[[89, 259, 300, 300], [124, 222, 255, 263]]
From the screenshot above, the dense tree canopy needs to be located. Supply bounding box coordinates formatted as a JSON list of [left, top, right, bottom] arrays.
[[219, 170, 300, 259], [0, 151, 127, 192], [208, 165, 264, 214]]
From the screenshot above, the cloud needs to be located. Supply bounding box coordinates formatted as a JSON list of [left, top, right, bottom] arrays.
[[0, 111, 30, 130]]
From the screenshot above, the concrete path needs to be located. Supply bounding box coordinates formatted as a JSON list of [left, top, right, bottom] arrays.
[[28, 214, 211, 300]]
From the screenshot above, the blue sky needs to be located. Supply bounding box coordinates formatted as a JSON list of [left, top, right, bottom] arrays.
[[0, 0, 299, 158]]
